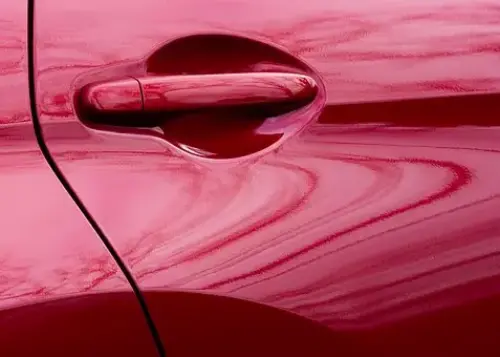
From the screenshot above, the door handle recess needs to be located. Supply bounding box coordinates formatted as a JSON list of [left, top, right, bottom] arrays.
[[82, 72, 318, 115], [75, 34, 326, 159]]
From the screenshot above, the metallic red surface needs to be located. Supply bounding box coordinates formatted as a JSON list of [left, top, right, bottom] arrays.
[[0, 2, 158, 356], [30, 0, 500, 355]]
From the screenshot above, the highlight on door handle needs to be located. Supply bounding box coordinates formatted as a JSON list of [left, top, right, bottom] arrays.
[[82, 72, 318, 115]]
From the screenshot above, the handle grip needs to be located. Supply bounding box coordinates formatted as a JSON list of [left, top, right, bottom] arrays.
[[82, 72, 317, 114]]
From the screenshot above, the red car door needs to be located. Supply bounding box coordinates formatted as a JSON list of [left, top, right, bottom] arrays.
[[32, 0, 500, 356], [0, 2, 160, 356]]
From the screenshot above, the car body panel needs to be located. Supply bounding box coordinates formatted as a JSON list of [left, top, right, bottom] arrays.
[[0, 2, 158, 356], [32, 0, 500, 355]]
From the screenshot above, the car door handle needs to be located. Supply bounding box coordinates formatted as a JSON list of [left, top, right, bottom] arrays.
[[75, 35, 325, 158], [82, 72, 318, 116]]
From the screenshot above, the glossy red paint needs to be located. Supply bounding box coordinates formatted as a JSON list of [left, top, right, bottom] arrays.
[[31, 0, 500, 356], [0, 2, 158, 356]]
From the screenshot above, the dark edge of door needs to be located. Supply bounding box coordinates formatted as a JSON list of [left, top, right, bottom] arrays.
[[26, 1, 166, 356]]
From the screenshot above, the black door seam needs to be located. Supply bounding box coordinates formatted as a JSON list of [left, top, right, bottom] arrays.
[[26, 1, 166, 356]]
